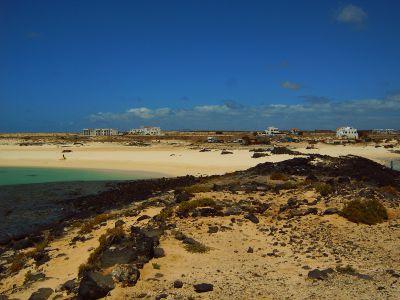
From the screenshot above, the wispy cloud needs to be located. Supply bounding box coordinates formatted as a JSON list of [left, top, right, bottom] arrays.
[[281, 80, 302, 90], [87, 94, 400, 130], [336, 4, 367, 29]]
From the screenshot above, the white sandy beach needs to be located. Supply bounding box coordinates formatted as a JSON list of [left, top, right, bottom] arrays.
[[0, 142, 399, 177]]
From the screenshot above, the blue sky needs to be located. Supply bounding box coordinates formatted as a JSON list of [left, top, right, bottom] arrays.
[[1, 0, 400, 132]]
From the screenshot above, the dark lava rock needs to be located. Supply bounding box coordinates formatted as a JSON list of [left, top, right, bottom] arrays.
[[192, 207, 222, 217], [221, 150, 233, 155], [252, 152, 269, 158], [244, 213, 259, 224], [208, 226, 219, 234], [306, 174, 318, 181], [60, 279, 77, 293], [193, 283, 214, 293], [78, 272, 115, 300], [174, 279, 183, 288], [111, 264, 140, 286], [174, 231, 187, 241], [224, 206, 242, 216], [137, 215, 151, 222], [247, 247, 254, 253], [12, 237, 34, 250], [28, 288, 53, 300], [323, 208, 339, 215], [26, 271, 46, 283], [156, 294, 168, 300], [153, 247, 165, 258], [337, 177, 351, 184], [100, 245, 137, 268], [307, 268, 334, 280]]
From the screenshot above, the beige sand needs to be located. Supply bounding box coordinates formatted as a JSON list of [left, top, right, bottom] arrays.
[[0, 143, 294, 177]]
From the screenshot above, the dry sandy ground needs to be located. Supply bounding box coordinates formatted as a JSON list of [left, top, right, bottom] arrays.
[[0, 142, 294, 176], [0, 141, 399, 177], [2, 189, 399, 300]]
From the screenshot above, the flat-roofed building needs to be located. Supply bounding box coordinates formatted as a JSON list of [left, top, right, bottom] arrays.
[[82, 128, 118, 136], [129, 126, 161, 135], [336, 126, 358, 139]]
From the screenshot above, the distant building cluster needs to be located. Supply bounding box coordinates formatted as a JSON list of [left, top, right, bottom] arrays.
[[372, 129, 397, 134], [82, 128, 119, 136], [336, 127, 358, 139], [81, 126, 162, 136], [129, 126, 161, 135]]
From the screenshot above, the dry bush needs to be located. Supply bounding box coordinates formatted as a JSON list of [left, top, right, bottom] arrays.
[[314, 182, 333, 196], [184, 241, 210, 253], [79, 213, 116, 234], [341, 199, 388, 225], [182, 184, 212, 194], [270, 172, 288, 181], [176, 198, 217, 214]]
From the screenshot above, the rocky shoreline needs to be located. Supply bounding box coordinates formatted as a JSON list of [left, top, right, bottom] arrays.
[[1, 154, 399, 299]]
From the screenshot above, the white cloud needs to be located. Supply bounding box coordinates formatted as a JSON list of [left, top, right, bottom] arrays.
[[281, 80, 302, 90], [336, 4, 367, 26], [87, 94, 400, 130]]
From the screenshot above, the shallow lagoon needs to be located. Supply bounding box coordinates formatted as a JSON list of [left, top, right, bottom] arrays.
[[0, 166, 162, 186]]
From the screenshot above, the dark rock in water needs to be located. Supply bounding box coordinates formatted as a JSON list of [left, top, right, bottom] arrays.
[[137, 215, 151, 222], [156, 293, 168, 300], [307, 268, 334, 280], [208, 226, 219, 234], [153, 247, 165, 258], [28, 288, 53, 300], [244, 213, 259, 224], [114, 220, 125, 227], [323, 208, 339, 215], [174, 279, 183, 288], [78, 272, 115, 300], [193, 283, 214, 293], [111, 264, 140, 286]]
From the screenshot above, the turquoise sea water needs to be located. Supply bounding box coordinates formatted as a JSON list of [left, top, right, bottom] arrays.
[[0, 167, 162, 186]]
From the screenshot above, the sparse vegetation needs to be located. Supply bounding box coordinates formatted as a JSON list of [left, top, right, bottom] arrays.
[[176, 198, 217, 214], [314, 182, 333, 196], [379, 185, 398, 195], [341, 199, 388, 225], [78, 213, 116, 234], [336, 265, 357, 274], [270, 172, 288, 181], [152, 263, 161, 269], [184, 240, 210, 253], [182, 184, 212, 194]]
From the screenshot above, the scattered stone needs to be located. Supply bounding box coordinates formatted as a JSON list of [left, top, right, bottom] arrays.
[[194, 283, 214, 293], [137, 215, 151, 222], [78, 272, 115, 300], [111, 264, 140, 286], [307, 268, 334, 280], [323, 208, 339, 215], [247, 247, 254, 253], [28, 288, 53, 300], [156, 294, 168, 300], [244, 213, 259, 224], [153, 247, 165, 258], [174, 279, 183, 288], [208, 226, 219, 234]]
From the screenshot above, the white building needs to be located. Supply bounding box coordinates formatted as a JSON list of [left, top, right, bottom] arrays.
[[129, 126, 161, 135], [336, 127, 358, 139], [265, 127, 280, 136], [82, 128, 119, 136]]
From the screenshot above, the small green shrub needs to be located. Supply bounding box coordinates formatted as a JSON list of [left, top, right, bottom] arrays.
[[314, 182, 333, 196], [79, 213, 116, 234], [184, 241, 210, 253], [341, 199, 388, 225], [270, 172, 288, 181], [176, 198, 217, 214], [152, 263, 161, 269], [158, 207, 174, 221], [336, 265, 357, 274]]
